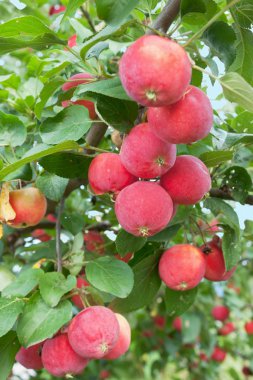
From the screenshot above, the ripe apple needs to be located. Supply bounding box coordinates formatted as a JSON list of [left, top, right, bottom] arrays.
[[9, 188, 47, 228], [212, 305, 230, 321], [119, 35, 191, 106], [159, 244, 206, 290], [104, 313, 131, 360], [16, 343, 43, 370], [160, 155, 211, 205]]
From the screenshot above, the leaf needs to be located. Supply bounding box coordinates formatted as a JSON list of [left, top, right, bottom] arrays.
[[203, 21, 236, 68], [61, 0, 86, 22], [2, 268, 43, 298], [229, 26, 253, 86], [199, 151, 233, 167], [0, 16, 53, 37], [61, 212, 85, 234], [39, 273, 76, 307], [0, 111, 26, 147], [110, 254, 161, 313], [0, 297, 25, 337], [64, 251, 85, 276], [86, 256, 134, 298], [95, 95, 138, 132], [86, 42, 109, 59], [148, 224, 182, 242], [39, 153, 92, 179], [233, 0, 253, 29], [17, 293, 72, 347], [231, 111, 253, 133], [75, 77, 130, 101], [35, 77, 65, 119], [0, 184, 16, 223], [115, 229, 146, 256], [221, 166, 252, 203], [165, 287, 198, 317], [182, 313, 202, 344], [0, 332, 20, 380], [220, 72, 253, 113], [36, 173, 68, 201], [203, 198, 240, 234], [0, 34, 66, 54], [95, 0, 139, 25], [0, 140, 79, 180], [39, 105, 92, 145], [222, 225, 241, 270]]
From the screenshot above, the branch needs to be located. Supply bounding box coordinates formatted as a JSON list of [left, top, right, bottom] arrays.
[[209, 188, 253, 206], [56, 198, 65, 272], [147, 0, 181, 34], [80, 6, 96, 33]]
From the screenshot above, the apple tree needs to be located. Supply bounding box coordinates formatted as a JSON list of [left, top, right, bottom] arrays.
[[0, 0, 253, 379]]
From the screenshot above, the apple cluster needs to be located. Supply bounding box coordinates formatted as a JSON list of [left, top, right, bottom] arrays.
[[16, 305, 131, 377], [87, 36, 236, 291]]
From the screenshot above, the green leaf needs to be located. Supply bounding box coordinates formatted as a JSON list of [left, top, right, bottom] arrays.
[[222, 225, 241, 270], [199, 151, 233, 167], [35, 77, 65, 119], [0, 34, 66, 54], [165, 287, 198, 317], [116, 229, 147, 256], [148, 224, 182, 242], [182, 313, 202, 344], [86, 256, 134, 298], [231, 111, 253, 133], [96, 0, 139, 25], [110, 254, 161, 313], [203, 197, 240, 234], [39, 105, 92, 145], [61, 0, 86, 22], [0, 332, 20, 380], [39, 273, 76, 307], [229, 26, 253, 86], [0, 16, 53, 37], [203, 21, 236, 68], [61, 212, 85, 235], [2, 269, 43, 298], [0, 140, 79, 180], [0, 297, 25, 337], [75, 77, 130, 101], [39, 153, 92, 179], [0, 111, 26, 147], [221, 72, 253, 113], [64, 251, 85, 276], [17, 293, 72, 347], [0, 266, 15, 292], [232, 0, 253, 29], [221, 166, 252, 203], [36, 173, 68, 201], [95, 95, 138, 132]]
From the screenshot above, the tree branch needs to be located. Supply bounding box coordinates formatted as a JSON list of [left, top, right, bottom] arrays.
[[80, 6, 96, 33], [147, 0, 181, 34], [209, 188, 253, 206]]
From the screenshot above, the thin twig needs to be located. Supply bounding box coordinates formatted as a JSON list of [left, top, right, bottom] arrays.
[[56, 198, 65, 273], [80, 6, 96, 33], [146, 0, 181, 34], [183, 0, 241, 47]]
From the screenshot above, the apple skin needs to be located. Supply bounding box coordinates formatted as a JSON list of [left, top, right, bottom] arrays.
[[201, 238, 236, 281], [49, 5, 66, 15], [159, 244, 206, 291], [148, 86, 213, 144], [218, 322, 235, 336], [115, 181, 173, 237], [153, 315, 166, 329], [68, 34, 77, 48], [42, 334, 88, 377], [119, 35, 191, 107], [62, 73, 94, 92], [104, 313, 131, 360], [245, 321, 253, 335], [84, 230, 105, 255], [31, 229, 51, 242], [68, 306, 120, 359], [120, 123, 176, 179], [9, 188, 47, 228], [88, 153, 137, 195], [172, 317, 182, 332], [114, 253, 133, 263], [211, 346, 227, 362], [62, 99, 96, 120], [16, 343, 43, 370], [211, 305, 230, 321], [160, 155, 211, 205], [71, 277, 89, 309]]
